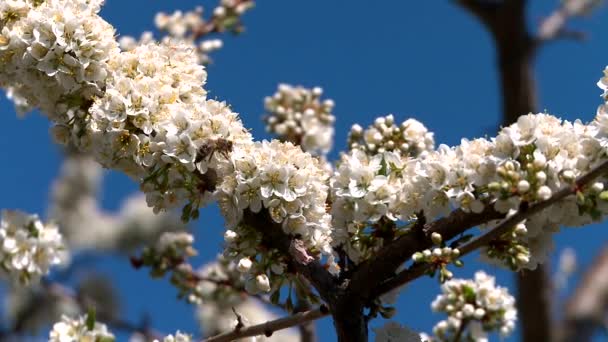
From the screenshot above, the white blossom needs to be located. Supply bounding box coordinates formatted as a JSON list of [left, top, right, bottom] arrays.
[[264, 84, 336, 155], [333, 110, 608, 268], [429, 271, 516, 341], [154, 331, 192, 342], [0, 210, 67, 284], [218, 140, 338, 289], [348, 114, 435, 157], [49, 314, 114, 342]]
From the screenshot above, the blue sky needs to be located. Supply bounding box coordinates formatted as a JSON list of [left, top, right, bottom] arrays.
[[1, 1, 608, 340]]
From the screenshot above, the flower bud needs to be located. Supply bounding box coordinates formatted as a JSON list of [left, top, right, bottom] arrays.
[[536, 171, 547, 184], [224, 230, 238, 242], [517, 180, 530, 193], [255, 274, 271, 292], [237, 258, 252, 273], [537, 186, 552, 201], [431, 232, 442, 245]]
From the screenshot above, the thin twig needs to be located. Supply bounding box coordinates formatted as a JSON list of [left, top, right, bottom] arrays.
[[202, 306, 329, 342]]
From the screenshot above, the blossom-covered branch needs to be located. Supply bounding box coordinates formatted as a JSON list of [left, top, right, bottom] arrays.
[[374, 157, 608, 297], [120, 0, 254, 64]]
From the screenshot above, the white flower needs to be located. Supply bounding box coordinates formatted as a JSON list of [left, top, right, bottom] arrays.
[[218, 140, 337, 280], [237, 258, 253, 273], [154, 331, 192, 342], [349, 115, 434, 156], [49, 314, 114, 342], [0, 210, 67, 284], [255, 274, 271, 292]]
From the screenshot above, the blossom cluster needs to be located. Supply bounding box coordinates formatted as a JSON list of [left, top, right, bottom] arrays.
[[0, 210, 66, 284], [263, 84, 335, 155], [195, 259, 298, 341], [412, 244, 462, 283], [348, 114, 435, 157], [427, 271, 516, 341], [1, 0, 336, 307], [0, 0, 118, 116], [217, 140, 338, 291], [120, 1, 253, 65], [85, 43, 251, 218], [0, 0, 254, 222], [133, 232, 197, 278], [332, 110, 608, 268], [49, 314, 115, 342]]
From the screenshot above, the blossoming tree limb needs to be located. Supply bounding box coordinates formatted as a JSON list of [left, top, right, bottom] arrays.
[[454, 1, 603, 340], [2, 0, 608, 341]]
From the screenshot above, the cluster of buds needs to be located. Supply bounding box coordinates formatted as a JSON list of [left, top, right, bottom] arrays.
[[130, 232, 201, 302], [483, 222, 531, 270], [348, 114, 434, 157], [264, 84, 336, 155], [222, 227, 286, 296], [121, 1, 254, 65], [429, 271, 517, 341], [411, 233, 462, 282], [575, 180, 608, 220], [0, 210, 67, 285], [488, 152, 555, 211], [212, 0, 255, 34]]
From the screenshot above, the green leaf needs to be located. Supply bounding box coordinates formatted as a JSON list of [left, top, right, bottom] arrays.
[[270, 290, 281, 305], [181, 203, 193, 222], [85, 308, 96, 331], [462, 285, 476, 302], [191, 208, 200, 220]]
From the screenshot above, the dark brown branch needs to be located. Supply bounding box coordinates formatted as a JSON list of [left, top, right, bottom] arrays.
[[241, 211, 366, 341], [560, 246, 608, 342], [242, 211, 337, 302], [202, 307, 329, 342], [351, 207, 503, 302], [294, 278, 318, 342], [374, 158, 608, 297]]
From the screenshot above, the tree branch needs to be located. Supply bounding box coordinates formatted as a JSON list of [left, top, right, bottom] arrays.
[[560, 246, 608, 342], [294, 278, 318, 342], [350, 207, 504, 302], [374, 158, 608, 297], [537, 3, 588, 44], [242, 211, 338, 303], [202, 306, 329, 342]]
